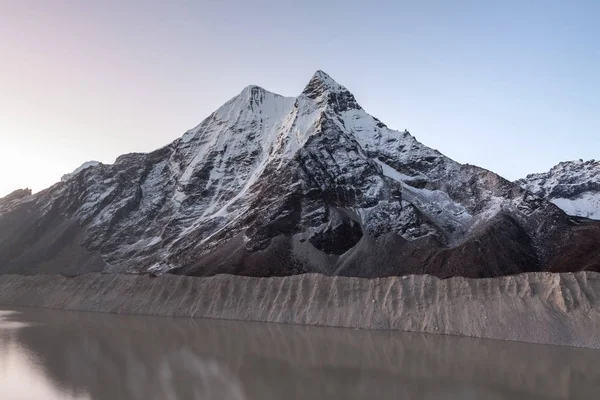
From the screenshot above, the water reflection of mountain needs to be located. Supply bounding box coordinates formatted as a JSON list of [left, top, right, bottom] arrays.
[[4, 308, 600, 400]]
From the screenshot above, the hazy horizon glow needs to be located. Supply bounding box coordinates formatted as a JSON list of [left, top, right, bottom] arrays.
[[1, 0, 599, 197]]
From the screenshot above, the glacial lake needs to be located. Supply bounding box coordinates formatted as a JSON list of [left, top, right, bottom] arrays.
[[0, 307, 599, 399]]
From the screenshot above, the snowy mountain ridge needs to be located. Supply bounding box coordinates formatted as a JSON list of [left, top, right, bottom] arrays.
[[517, 159, 600, 220], [1, 71, 599, 278]]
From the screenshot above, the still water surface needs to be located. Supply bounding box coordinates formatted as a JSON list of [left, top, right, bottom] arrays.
[[0, 307, 599, 400]]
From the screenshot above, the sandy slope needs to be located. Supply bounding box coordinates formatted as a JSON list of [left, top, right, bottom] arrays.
[[0, 271, 599, 348]]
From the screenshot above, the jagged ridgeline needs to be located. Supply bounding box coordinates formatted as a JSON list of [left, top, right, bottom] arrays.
[[517, 159, 600, 220], [1, 71, 599, 277]]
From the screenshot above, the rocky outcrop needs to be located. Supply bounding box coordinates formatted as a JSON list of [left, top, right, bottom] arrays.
[[0, 188, 31, 214], [61, 161, 101, 182], [0, 272, 599, 348]]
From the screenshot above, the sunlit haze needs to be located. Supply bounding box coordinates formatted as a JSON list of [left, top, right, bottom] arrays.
[[1, 0, 598, 197]]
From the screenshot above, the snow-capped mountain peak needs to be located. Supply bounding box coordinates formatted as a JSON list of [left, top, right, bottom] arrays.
[[517, 159, 600, 220], [303, 70, 347, 94], [301, 70, 362, 113], [1, 71, 599, 279]]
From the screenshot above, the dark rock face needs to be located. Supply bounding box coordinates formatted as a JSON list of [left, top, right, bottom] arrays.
[[1, 71, 599, 278], [309, 218, 363, 255]]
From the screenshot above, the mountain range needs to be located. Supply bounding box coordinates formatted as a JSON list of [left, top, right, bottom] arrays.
[[1, 71, 599, 278]]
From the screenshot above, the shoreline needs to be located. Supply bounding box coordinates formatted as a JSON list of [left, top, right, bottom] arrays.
[[0, 272, 599, 349]]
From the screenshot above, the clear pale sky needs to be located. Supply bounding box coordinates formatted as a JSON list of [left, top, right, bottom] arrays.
[[1, 0, 598, 197]]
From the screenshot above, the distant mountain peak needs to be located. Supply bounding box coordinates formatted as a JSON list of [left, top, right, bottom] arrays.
[[517, 159, 600, 220]]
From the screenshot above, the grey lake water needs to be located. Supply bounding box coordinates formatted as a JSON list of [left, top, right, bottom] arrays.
[[0, 307, 599, 400]]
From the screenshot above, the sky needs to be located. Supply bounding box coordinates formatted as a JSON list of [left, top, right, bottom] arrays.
[[1, 0, 599, 197]]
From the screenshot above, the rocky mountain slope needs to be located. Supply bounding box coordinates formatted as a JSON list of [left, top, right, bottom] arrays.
[[517, 159, 600, 220], [1, 71, 599, 278]]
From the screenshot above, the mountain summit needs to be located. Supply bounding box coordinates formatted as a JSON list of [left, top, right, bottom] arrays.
[[302, 70, 349, 95], [1, 71, 599, 277]]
